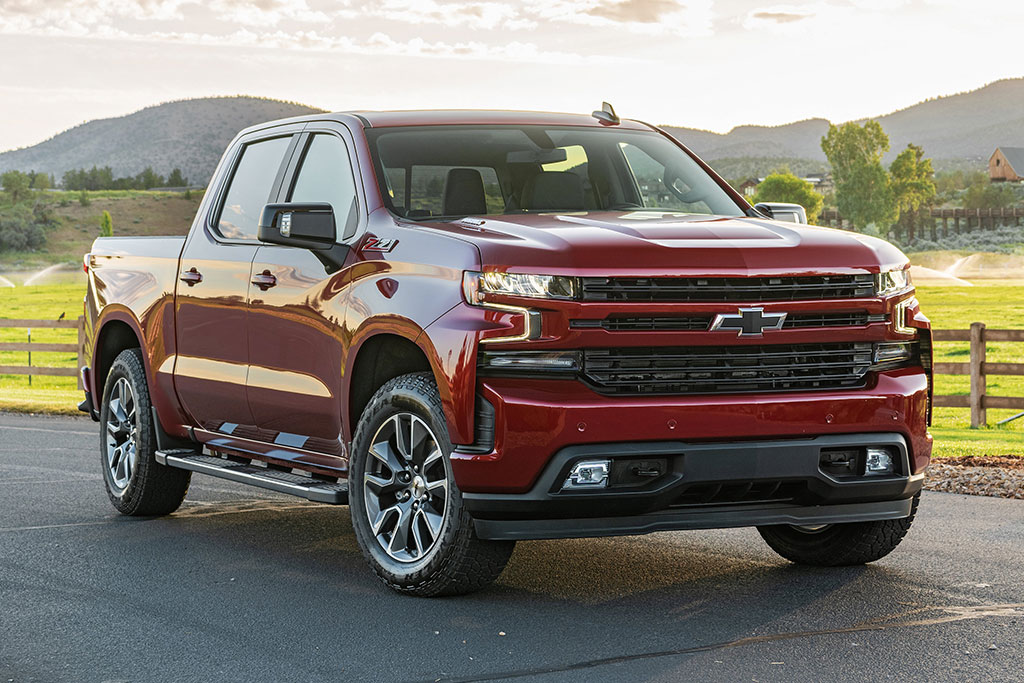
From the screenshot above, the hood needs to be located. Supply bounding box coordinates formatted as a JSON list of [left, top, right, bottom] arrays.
[[417, 211, 908, 276]]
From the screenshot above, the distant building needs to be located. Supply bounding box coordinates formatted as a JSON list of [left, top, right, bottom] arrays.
[[743, 173, 833, 197], [737, 178, 759, 197], [989, 147, 1024, 182]]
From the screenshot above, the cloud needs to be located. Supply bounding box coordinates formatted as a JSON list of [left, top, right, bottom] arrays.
[[750, 10, 809, 23], [586, 0, 681, 24], [527, 0, 713, 35]]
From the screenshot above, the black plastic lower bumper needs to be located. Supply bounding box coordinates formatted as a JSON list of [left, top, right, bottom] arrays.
[[473, 497, 916, 540], [464, 433, 924, 541]]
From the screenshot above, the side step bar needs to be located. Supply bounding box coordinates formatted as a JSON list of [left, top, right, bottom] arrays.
[[156, 450, 348, 504]]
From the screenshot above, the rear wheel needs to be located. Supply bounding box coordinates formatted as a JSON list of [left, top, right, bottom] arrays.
[[757, 494, 919, 566], [100, 348, 191, 516], [349, 372, 514, 596]]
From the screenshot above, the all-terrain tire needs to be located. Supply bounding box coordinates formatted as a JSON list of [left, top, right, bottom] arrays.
[[349, 372, 515, 596], [758, 494, 920, 566], [99, 348, 191, 516]]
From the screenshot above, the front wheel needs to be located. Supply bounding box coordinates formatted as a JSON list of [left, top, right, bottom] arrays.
[[757, 494, 920, 566], [349, 372, 514, 596]]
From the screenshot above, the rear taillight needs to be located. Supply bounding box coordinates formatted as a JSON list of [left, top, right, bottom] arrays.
[[83, 253, 90, 273]]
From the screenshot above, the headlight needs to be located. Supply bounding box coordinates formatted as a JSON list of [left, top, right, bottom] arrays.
[[478, 350, 581, 374], [463, 271, 576, 304], [873, 341, 917, 367], [874, 266, 911, 297]]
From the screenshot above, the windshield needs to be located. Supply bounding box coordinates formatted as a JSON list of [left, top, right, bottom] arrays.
[[365, 125, 746, 221]]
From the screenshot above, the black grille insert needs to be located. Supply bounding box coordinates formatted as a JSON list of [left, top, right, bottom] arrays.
[[581, 274, 875, 302], [583, 342, 873, 395]]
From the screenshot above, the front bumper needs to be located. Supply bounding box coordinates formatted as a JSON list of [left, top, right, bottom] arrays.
[[452, 367, 932, 494], [464, 432, 923, 541]]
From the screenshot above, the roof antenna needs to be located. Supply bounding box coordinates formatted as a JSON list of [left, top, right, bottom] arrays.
[[592, 101, 620, 125]]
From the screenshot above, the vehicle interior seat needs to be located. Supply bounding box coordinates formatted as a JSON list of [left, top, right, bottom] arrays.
[[522, 171, 586, 211], [443, 168, 488, 216]]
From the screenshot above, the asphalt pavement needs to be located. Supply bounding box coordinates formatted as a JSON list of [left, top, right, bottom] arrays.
[[1, 412, 1022, 682]]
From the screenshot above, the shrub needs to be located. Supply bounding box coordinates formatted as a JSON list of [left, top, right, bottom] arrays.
[[78, 190, 91, 207], [900, 225, 1024, 254], [100, 210, 113, 237], [0, 205, 46, 251]]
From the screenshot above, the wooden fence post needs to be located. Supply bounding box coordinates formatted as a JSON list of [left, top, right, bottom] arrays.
[[970, 322, 986, 428], [77, 316, 85, 390]]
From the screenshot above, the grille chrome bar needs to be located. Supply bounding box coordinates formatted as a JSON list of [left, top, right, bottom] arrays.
[[580, 274, 875, 302], [572, 311, 886, 332]]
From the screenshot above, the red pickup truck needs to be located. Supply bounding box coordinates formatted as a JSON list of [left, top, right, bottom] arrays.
[[81, 106, 931, 596]]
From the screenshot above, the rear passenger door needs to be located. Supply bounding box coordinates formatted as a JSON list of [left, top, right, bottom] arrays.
[[174, 130, 300, 434], [246, 126, 363, 455]]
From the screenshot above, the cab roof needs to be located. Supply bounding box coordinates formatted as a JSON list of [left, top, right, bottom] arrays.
[[346, 109, 653, 130]]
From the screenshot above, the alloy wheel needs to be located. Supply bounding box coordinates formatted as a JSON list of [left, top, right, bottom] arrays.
[[363, 413, 449, 563], [105, 377, 138, 492]]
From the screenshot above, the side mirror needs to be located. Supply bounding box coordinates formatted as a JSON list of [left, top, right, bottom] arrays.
[[754, 202, 807, 224], [258, 202, 335, 249]]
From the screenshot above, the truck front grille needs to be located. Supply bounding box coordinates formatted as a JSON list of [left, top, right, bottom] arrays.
[[583, 342, 873, 395], [580, 274, 875, 302]]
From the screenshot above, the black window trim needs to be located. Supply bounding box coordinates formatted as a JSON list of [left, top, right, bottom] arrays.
[[278, 125, 367, 245], [205, 129, 303, 246]]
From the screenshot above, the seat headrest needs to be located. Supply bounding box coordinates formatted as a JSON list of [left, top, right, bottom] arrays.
[[522, 171, 585, 211], [443, 168, 488, 216]]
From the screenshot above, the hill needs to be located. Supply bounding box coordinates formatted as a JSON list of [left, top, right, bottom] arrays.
[[0, 97, 325, 185], [2, 80, 1023, 184], [663, 78, 1024, 169]]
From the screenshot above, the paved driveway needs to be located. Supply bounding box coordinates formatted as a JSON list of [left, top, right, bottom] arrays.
[[1, 413, 1021, 682]]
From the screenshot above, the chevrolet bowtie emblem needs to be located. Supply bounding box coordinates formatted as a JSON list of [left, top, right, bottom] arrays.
[[710, 307, 787, 336]]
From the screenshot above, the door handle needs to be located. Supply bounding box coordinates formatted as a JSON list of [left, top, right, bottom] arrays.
[[179, 267, 202, 286], [251, 271, 277, 291]]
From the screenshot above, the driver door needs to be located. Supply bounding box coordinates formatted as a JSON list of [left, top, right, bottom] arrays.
[[246, 128, 363, 455]]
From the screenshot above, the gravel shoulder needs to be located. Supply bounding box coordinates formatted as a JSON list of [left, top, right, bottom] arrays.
[[925, 456, 1024, 500]]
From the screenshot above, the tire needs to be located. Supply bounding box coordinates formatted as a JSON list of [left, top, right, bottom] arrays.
[[99, 348, 191, 516], [349, 372, 515, 596], [757, 494, 920, 566]]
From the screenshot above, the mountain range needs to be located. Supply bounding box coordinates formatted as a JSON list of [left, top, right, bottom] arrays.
[[1, 79, 1022, 184], [663, 78, 1024, 170], [0, 97, 325, 184]]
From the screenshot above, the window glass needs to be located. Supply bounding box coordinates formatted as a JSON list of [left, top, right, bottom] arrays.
[[619, 143, 713, 213], [366, 126, 743, 220], [217, 136, 292, 240], [290, 134, 359, 241], [408, 165, 503, 216]]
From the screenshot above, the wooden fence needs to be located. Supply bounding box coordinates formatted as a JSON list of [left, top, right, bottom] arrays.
[[932, 323, 1024, 427], [1, 317, 1020, 427], [0, 317, 85, 389], [819, 207, 1024, 238]]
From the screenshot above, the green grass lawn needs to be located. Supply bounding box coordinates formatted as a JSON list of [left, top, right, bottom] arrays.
[[1, 281, 1021, 457]]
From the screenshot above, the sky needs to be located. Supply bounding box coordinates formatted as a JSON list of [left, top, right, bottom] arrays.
[[0, 0, 1022, 151]]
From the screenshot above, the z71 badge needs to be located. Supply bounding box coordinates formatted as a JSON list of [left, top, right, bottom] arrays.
[[362, 237, 398, 253]]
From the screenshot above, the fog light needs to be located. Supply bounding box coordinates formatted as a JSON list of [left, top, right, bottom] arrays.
[[865, 448, 894, 476], [563, 459, 610, 490]]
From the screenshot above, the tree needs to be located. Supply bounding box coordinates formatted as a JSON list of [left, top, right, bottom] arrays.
[[1, 170, 31, 204], [821, 121, 896, 231], [29, 171, 50, 191], [167, 168, 188, 187], [751, 172, 824, 223], [889, 144, 936, 243], [963, 177, 1017, 210], [135, 167, 164, 189], [99, 210, 113, 237]]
